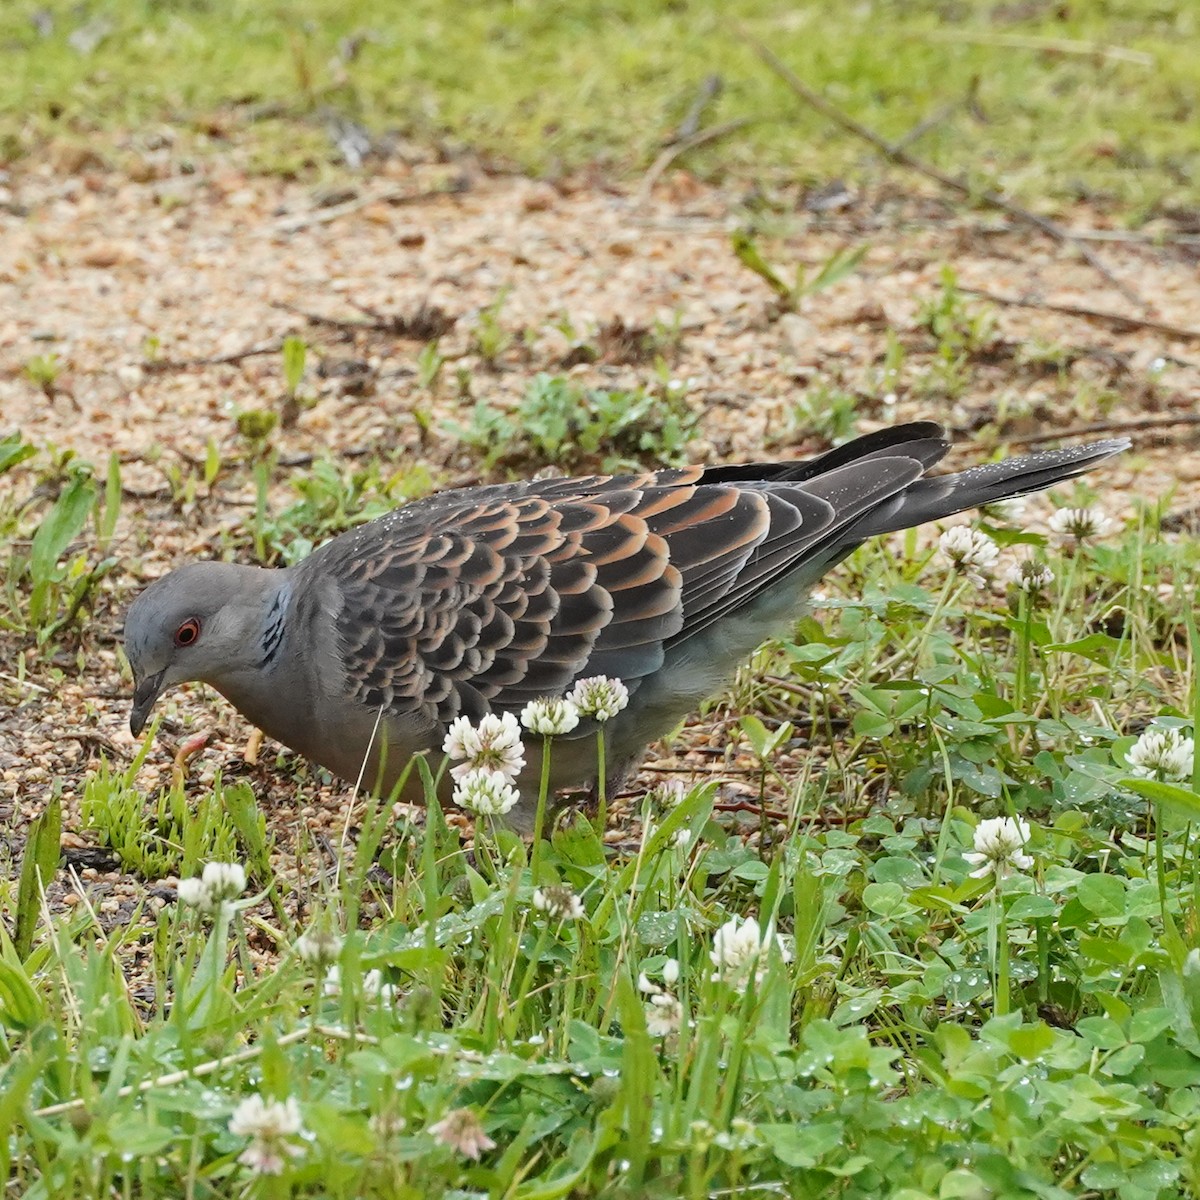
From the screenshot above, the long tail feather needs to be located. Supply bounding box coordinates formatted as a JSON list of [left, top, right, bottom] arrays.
[[850, 438, 1130, 538]]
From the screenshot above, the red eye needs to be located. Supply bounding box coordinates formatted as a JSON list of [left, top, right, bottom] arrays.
[[174, 618, 201, 647]]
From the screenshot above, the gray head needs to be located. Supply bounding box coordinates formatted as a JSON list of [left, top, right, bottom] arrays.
[[123, 561, 281, 735]]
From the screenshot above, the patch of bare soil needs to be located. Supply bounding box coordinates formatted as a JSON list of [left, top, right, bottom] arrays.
[[1, 152, 1198, 938]]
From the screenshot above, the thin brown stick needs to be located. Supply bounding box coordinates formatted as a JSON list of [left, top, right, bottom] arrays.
[[1060, 228, 1200, 247], [636, 118, 754, 206], [59, 730, 128, 760], [273, 184, 460, 233], [120, 483, 173, 499], [712, 800, 790, 821], [961, 287, 1200, 342], [976, 222, 1200, 247], [277, 445, 377, 468], [994, 414, 1200, 447], [894, 98, 966, 153], [0, 671, 50, 694], [271, 299, 454, 341], [917, 29, 1156, 66], [638, 761, 757, 777], [33, 1025, 320, 1117], [272, 300, 376, 333], [671, 73, 725, 143], [144, 340, 284, 373], [745, 36, 1144, 309]]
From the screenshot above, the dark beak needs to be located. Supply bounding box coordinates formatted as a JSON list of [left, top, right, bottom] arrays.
[[130, 671, 166, 736]]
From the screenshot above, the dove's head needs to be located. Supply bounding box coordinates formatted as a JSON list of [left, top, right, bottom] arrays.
[[123, 562, 281, 736]]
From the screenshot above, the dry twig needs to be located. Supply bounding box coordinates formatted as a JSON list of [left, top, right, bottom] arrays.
[[961, 288, 1200, 342], [636, 118, 755, 206], [273, 184, 459, 233], [995, 414, 1200, 447], [917, 29, 1155, 67], [272, 299, 455, 339], [745, 36, 1144, 309], [894, 97, 969, 153], [144, 341, 284, 373], [1063, 228, 1200, 247], [671, 74, 725, 143], [277, 445, 376, 469], [32, 1025, 341, 1118]]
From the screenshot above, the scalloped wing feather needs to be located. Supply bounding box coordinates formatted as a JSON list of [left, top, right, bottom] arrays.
[[299, 422, 1128, 737]]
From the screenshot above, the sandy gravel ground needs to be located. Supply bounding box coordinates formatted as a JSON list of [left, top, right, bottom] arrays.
[[2, 152, 1198, 935]]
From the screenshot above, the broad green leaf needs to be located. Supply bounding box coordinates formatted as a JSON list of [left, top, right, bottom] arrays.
[[1043, 632, 1124, 665], [739, 714, 791, 758], [730, 230, 791, 300], [1006, 1021, 1056, 1060], [0, 949, 44, 1029], [204, 436, 221, 485], [0, 1036, 52, 1178], [1123, 777, 1200, 821], [29, 472, 93, 583], [1007, 894, 1057, 920], [0, 432, 36, 475], [98, 451, 121, 547], [862, 882, 913, 918], [806, 242, 869, 293], [1075, 873, 1127, 918], [282, 334, 307, 393], [15, 794, 61, 960], [759, 1120, 843, 1168], [28, 472, 94, 624]]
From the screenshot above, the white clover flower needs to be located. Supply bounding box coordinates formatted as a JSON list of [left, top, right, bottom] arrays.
[[963, 816, 1034, 881], [982, 495, 1029, 524], [368, 1112, 408, 1139], [442, 715, 475, 760], [569, 676, 630, 722], [322, 965, 343, 997], [428, 1107, 496, 1160], [521, 696, 581, 736], [229, 1094, 307, 1175], [202, 861, 247, 903], [709, 915, 791, 990], [295, 928, 342, 965], [237, 1141, 291, 1176], [322, 965, 401, 1004], [362, 969, 402, 1004], [176, 878, 207, 908], [229, 1094, 305, 1139], [645, 816, 692, 850], [1048, 506, 1114, 544], [1127, 727, 1195, 782], [1006, 558, 1055, 593], [938, 526, 1000, 588], [648, 779, 687, 809], [645, 992, 684, 1038], [714, 1118, 759, 1152], [533, 884, 586, 923], [452, 768, 521, 816], [637, 963, 684, 1036], [178, 862, 247, 912], [442, 712, 525, 782], [638, 960, 681, 991]]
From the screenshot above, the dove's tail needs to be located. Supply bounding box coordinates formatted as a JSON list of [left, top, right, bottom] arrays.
[[842, 433, 1130, 539]]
